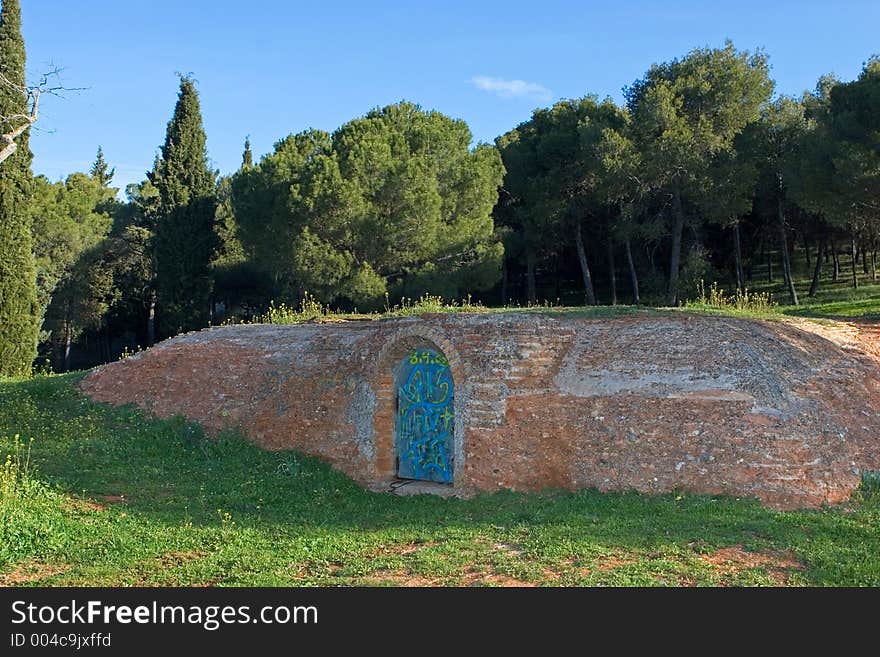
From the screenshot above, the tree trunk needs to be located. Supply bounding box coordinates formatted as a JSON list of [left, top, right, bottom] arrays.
[[63, 323, 72, 373], [778, 197, 798, 305], [809, 232, 825, 297], [733, 222, 745, 293], [574, 222, 597, 306], [803, 231, 811, 272], [624, 238, 640, 305], [862, 242, 869, 275], [51, 338, 60, 373], [607, 240, 617, 305], [553, 255, 561, 303], [666, 185, 685, 306], [525, 249, 537, 305], [500, 258, 508, 305], [147, 289, 157, 346], [831, 236, 840, 282], [851, 232, 859, 289], [872, 250, 877, 282]]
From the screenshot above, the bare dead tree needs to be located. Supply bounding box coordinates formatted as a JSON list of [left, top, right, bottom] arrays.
[[0, 66, 73, 165]]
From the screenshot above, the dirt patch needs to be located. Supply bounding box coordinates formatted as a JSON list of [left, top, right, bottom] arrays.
[[542, 568, 562, 582], [366, 540, 440, 558], [0, 561, 69, 586], [125, 550, 208, 586], [396, 540, 439, 556], [594, 554, 638, 572], [787, 317, 880, 366], [101, 494, 127, 504], [700, 545, 804, 584], [361, 569, 445, 587], [463, 570, 536, 587], [560, 553, 638, 577], [154, 551, 206, 568], [65, 497, 107, 512], [360, 566, 537, 587]]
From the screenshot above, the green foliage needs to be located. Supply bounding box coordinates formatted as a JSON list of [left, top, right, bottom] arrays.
[[0, 435, 64, 567], [496, 96, 628, 260], [0, 0, 39, 376], [212, 175, 244, 268], [685, 280, 776, 314], [232, 102, 504, 310], [89, 146, 115, 188], [626, 42, 773, 181], [625, 41, 774, 304], [101, 225, 154, 324], [241, 137, 253, 170], [231, 129, 331, 299], [798, 58, 880, 268], [383, 293, 486, 317], [250, 291, 487, 325], [859, 470, 880, 500], [496, 96, 637, 306], [210, 174, 251, 320], [151, 77, 218, 337], [676, 246, 715, 301], [825, 58, 880, 223], [254, 293, 327, 324], [31, 174, 115, 332]]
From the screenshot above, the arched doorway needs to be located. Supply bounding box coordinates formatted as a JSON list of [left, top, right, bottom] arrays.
[[394, 348, 454, 483]]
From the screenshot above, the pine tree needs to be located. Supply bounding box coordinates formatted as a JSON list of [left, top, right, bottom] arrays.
[[150, 76, 217, 337], [241, 137, 253, 169], [0, 0, 39, 376], [90, 146, 115, 187]]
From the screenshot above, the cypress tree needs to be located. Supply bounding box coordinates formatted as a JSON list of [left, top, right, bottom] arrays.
[[241, 136, 253, 169], [0, 0, 39, 376], [90, 146, 115, 187], [150, 76, 217, 337]]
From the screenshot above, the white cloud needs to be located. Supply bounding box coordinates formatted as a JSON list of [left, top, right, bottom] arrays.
[[470, 75, 552, 101]]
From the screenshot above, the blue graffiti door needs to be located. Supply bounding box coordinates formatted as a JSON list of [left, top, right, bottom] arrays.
[[395, 350, 454, 483]]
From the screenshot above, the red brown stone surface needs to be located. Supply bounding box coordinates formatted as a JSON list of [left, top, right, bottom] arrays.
[[79, 312, 880, 509]]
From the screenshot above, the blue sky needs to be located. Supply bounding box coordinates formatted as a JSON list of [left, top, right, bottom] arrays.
[[21, 0, 880, 192]]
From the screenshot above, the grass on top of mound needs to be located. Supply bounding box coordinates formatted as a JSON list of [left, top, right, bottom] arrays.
[[240, 277, 880, 328], [1, 373, 879, 587]]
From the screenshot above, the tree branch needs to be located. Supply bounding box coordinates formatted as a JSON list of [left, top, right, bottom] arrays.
[[0, 66, 81, 166]]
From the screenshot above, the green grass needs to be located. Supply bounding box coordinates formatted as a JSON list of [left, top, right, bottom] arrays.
[[249, 292, 652, 325], [734, 262, 880, 320], [779, 284, 880, 320], [675, 275, 880, 321], [2, 374, 879, 587], [244, 272, 880, 329]]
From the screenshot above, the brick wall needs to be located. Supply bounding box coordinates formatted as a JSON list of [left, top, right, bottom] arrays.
[[80, 313, 880, 509]]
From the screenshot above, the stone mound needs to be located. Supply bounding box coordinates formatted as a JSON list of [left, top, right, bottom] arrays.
[[80, 312, 880, 509]]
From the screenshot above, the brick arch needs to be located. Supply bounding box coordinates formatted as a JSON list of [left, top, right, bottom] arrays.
[[371, 323, 468, 489]]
